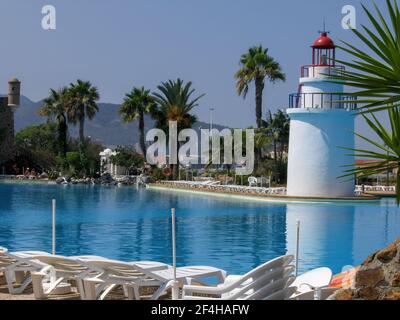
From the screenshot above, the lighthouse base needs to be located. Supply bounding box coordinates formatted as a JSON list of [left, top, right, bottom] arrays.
[[286, 108, 355, 198]]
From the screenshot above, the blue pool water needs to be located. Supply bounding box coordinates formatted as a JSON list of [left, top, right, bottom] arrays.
[[0, 182, 399, 275]]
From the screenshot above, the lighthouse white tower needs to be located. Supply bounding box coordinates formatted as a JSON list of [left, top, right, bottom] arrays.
[[286, 31, 356, 198]]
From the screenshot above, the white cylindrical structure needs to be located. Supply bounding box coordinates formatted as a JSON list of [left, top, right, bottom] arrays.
[[286, 31, 356, 198], [286, 108, 355, 197]]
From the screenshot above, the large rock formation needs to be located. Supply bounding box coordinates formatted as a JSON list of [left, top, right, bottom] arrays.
[[333, 239, 400, 300]]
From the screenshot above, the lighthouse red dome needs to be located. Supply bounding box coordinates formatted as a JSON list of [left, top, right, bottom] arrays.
[[312, 32, 335, 49]]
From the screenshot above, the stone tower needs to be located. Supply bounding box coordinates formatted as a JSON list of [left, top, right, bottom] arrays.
[[0, 78, 21, 173]]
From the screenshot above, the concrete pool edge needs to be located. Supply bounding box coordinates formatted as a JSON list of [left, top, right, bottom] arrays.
[[147, 183, 382, 204]]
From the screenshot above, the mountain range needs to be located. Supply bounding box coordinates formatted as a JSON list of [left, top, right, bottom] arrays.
[[12, 96, 228, 149]]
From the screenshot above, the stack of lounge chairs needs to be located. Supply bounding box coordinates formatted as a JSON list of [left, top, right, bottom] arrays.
[[0, 246, 335, 300]]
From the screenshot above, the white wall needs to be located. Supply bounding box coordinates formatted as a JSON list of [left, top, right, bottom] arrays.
[[286, 109, 355, 197]]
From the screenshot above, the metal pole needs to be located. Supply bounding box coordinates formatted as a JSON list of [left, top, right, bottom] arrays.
[[171, 208, 178, 299], [295, 220, 300, 276], [52, 199, 56, 255], [387, 147, 390, 187], [209, 108, 214, 131]]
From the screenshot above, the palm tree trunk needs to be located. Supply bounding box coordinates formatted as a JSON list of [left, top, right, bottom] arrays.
[[139, 111, 146, 156], [255, 78, 263, 129], [59, 118, 68, 158], [79, 116, 85, 155], [254, 78, 264, 171]]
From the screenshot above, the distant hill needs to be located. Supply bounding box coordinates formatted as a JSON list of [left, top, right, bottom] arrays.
[[12, 96, 229, 148]]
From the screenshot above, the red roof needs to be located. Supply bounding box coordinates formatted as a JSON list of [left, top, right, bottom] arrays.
[[312, 32, 335, 49]]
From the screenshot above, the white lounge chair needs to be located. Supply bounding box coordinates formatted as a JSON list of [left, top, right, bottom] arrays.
[[80, 258, 226, 300], [290, 267, 333, 299], [292, 287, 338, 300], [78, 258, 170, 300], [30, 254, 101, 299], [1, 248, 51, 294], [181, 255, 295, 300]]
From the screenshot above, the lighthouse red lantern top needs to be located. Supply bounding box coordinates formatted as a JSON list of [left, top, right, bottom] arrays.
[[312, 32, 335, 49], [311, 32, 336, 66]]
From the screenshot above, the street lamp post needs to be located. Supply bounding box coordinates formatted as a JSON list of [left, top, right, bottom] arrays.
[[209, 108, 215, 131]]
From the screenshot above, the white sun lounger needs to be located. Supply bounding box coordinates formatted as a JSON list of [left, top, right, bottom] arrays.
[[0, 247, 52, 294], [290, 267, 333, 299], [181, 255, 295, 300], [30, 254, 103, 299], [292, 287, 338, 300], [79, 258, 226, 300]]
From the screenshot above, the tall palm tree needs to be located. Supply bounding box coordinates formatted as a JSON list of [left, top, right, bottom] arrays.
[[152, 79, 204, 132], [152, 79, 204, 179], [119, 86, 155, 155], [331, 0, 400, 113], [39, 88, 69, 157], [235, 46, 286, 128], [66, 80, 100, 155], [340, 106, 400, 204]]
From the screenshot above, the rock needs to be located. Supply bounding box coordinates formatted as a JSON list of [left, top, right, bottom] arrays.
[[356, 267, 385, 287], [376, 242, 398, 264], [39, 172, 49, 179], [382, 289, 400, 300], [358, 287, 380, 300], [334, 289, 355, 300], [364, 253, 376, 265], [391, 273, 400, 287], [55, 177, 64, 184], [331, 239, 400, 300]]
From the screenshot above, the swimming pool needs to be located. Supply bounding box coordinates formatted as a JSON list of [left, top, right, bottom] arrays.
[[0, 182, 399, 274]]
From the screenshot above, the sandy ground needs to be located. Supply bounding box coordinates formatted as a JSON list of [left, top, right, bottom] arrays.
[[0, 273, 169, 300]]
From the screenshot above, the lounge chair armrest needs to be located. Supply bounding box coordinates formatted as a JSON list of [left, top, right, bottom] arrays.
[[30, 265, 53, 276], [182, 284, 225, 297]]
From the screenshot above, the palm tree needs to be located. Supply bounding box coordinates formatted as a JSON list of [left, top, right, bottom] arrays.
[[66, 80, 100, 155], [119, 87, 155, 156], [152, 79, 204, 179], [39, 88, 69, 157], [266, 110, 290, 163], [331, 0, 400, 113], [235, 46, 286, 128], [340, 106, 400, 204], [331, 0, 400, 203]]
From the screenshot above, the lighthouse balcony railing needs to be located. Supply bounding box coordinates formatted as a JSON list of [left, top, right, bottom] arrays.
[[289, 93, 357, 110], [301, 65, 345, 78]]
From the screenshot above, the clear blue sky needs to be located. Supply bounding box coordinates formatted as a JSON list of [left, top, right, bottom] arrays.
[[0, 0, 386, 133]]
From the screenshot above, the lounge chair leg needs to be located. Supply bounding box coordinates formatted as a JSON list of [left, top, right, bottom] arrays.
[[5, 269, 16, 294], [151, 280, 175, 300], [31, 272, 46, 299], [124, 286, 137, 300], [134, 285, 140, 300], [14, 271, 25, 284], [18, 275, 32, 294], [83, 278, 100, 300]]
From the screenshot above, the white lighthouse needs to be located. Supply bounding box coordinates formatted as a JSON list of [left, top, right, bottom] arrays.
[[286, 31, 356, 198]]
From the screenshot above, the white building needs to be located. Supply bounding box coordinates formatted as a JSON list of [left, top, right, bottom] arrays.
[[99, 148, 127, 176], [286, 32, 356, 198]]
